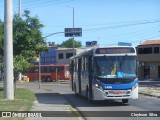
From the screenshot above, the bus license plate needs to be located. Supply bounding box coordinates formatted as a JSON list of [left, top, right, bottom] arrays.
[[113, 91, 122, 94]]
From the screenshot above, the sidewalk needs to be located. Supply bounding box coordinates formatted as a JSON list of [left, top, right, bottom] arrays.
[[139, 81, 160, 98], [23, 85, 83, 120]]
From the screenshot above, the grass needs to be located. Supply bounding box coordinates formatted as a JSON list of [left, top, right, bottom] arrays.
[[0, 87, 35, 120]]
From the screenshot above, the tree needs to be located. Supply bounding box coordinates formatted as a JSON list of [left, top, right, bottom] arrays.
[[13, 10, 48, 57], [0, 10, 48, 74], [58, 38, 82, 48]]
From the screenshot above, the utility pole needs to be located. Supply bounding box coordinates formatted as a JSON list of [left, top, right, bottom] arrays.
[[18, 0, 21, 17], [66, 6, 75, 55], [4, 0, 14, 100], [72, 7, 75, 55]]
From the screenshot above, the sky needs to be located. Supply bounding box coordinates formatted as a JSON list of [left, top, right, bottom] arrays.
[[0, 0, 160, 47]]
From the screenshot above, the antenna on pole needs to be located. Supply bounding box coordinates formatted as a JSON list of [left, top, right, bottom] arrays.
[[19, 0, 21, 17]]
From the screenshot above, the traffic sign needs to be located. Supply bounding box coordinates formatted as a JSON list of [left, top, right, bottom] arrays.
[[64, 28, 82, 37]]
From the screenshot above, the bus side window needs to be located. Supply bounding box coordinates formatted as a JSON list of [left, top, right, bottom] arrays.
[[58, 67, 63, 72], [27, 68, 33, 73], [41, 67, 44, 73], [74, 59, 77, 72], [33, 68, 38, 73], [86, 57, 89, 71], [47, 67, 51, 73], [41, 67, 48, 73], [50, 67, 55, 72]]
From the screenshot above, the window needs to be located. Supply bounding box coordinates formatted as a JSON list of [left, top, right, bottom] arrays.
[[42, 57, 47, 62], [66, 53, 73, 59], [138, 48, 143, 54], [84, 57, 87, 71], [138, 47, 152, 54], [74, 59, 78, 71], [41, 67, 48, 73], [50, 66, 63, 72], [59, 53, 64, 59], [154, 47, 159, 54], [50, 56, 55, 62], [29, 67, 38, 73]]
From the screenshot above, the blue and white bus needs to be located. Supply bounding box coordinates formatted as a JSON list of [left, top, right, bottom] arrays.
[[70, 46, 138, 103]]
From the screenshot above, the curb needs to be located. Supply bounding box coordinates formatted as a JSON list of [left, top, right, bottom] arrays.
[[139, 92, 160, 98], [40, 87, 85, 120], [58, 93, 85, 120]]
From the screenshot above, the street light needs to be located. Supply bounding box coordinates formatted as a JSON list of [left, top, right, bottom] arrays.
[[66, 6, 75, 55], [36, 56, 41, 89]]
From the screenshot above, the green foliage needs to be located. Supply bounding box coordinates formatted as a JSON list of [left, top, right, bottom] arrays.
[[0, 10, 48, 73], [0, 88, 35, 111], [13, 10, 47, 57], [14, 55, 31, 73], [58, 38, 82, 48]]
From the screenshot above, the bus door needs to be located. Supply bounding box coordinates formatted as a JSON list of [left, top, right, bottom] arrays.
[[78, 58, 82, 93], [70, 60, 74, 90], [88, 56, 93, 99]]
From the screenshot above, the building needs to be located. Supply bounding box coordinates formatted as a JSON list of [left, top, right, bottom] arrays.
[[56, 48, 86, 65], [39, 41, 99, 65], [137, 40, 160, 80], [40, 42, 57, 65], [40, 47, 56, 65]]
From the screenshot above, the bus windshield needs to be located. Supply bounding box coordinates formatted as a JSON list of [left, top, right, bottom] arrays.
[[93, 56, 136, 78]]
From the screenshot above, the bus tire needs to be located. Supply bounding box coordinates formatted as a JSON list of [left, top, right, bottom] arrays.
[[41, 76, 46, 82], [122, 99, 129, 104]]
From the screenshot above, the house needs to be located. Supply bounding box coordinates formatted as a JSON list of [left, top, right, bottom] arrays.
[[38, 40, 99, 66], [40, 42, 57, 65], [56, 48, 86, 65], [136, 40, 160, 80], [40, 47, 57, 65]]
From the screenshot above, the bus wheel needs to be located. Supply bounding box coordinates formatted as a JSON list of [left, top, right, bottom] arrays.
[[122, 99, 129, 104], [47, 76, 51, 82], [41, 76, 46, 82]]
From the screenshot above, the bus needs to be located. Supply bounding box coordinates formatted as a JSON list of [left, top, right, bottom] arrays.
[[26, 64, 70, 82], [69, 46, 138, 103]]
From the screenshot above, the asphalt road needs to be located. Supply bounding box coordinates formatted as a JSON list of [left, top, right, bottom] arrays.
[[1, 82, 160, 120], [23, 82, 160, 120]]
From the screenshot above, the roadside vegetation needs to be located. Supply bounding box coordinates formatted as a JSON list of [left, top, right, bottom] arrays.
[[0, 87, 35, 120], [0, 87, 35, 111]]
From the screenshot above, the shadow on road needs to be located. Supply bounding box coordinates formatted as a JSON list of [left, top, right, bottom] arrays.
[[35, 93, 69, 105], [63, 93, 129, 108]]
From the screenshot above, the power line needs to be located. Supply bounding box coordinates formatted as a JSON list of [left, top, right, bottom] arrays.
[[42, 20, 160, 38], [83, 20, 160, 32], [16, 0, 75, 9]]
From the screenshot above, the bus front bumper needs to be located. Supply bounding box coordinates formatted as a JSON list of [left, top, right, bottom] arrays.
[[92, 86, 138, 100]]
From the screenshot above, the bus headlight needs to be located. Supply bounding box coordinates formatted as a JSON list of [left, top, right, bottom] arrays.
[[95, 84, 99, 87], [95, 84, 103, 91], [132, 83, 138, 90]]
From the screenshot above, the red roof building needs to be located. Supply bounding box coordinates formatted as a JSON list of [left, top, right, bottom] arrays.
[[137, 40, 160, 80], [140, 40, 160, 45]]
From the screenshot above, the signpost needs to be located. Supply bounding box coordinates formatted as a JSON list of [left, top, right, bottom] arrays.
[[64, 28, 82, 37]]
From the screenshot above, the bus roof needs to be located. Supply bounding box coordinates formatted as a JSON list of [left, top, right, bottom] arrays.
[[70, 46, 136, 59]]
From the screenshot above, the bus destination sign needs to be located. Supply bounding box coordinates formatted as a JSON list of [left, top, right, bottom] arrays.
[[95, 48, 135, 54]]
